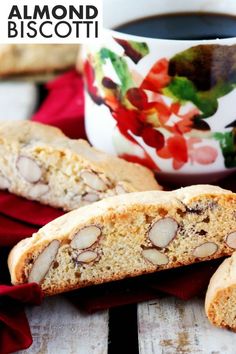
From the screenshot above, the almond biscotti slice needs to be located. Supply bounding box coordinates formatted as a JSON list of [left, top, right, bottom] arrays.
[[8, 185, 236, 295], [0, 120, 160, 210], [0, 44, 79, 77], [205, 252, 236, 331]]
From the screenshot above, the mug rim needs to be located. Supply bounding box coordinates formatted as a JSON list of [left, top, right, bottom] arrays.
[[105, 27, 236, 44], [103, 0, 236, 43]]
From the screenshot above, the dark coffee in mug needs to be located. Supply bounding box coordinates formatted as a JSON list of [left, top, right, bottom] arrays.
[[115, 13, 236, 40]]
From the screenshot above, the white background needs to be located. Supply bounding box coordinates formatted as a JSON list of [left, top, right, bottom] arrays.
[[0, 0, 103, 43]]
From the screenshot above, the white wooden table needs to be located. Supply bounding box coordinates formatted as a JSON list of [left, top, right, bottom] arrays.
[[1, 81, 235, 354], [17, 296, 235, 354]]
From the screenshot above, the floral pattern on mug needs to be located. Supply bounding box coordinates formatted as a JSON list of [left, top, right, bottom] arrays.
[[84, 39, 236, 171]]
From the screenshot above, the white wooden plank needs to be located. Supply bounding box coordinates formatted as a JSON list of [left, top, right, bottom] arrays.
[[0, 82, 38, 121], [138, 297, 236, 354], [18, 296, 108, 354]]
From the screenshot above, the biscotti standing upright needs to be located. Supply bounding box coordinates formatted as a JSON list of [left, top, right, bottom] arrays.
[[205, 251, 236, 331], [8, 185, 236, 295], [0, 121, 160, 210]]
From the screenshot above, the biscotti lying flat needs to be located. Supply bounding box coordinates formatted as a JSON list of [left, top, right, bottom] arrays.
[[205, 252, 236, 331], [8, 185, 236, 295], [0, 44, 79, 77], [0, 121, 160, 210]]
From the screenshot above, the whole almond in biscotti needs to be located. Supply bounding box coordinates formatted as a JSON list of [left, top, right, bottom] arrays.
[[225, 232, 236, 249], [142, 248, 169, 265], [80, 170, 108, 192], [8, 185, 236, 296], [0, 121, 160, 211], [193, 242, 218, 258], [148, 217, 178, 248], [16, 156, 42, 183], [71, 225, 101, 250], [77, 251, 98, 263], [28, 240, 60, 283]]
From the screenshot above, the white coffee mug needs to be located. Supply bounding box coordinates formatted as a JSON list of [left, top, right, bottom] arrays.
[[83, 0, 236, 184]]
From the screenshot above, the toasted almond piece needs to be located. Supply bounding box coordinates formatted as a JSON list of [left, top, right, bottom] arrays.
[[226, 232, 236, 249], [71, 225, 101, 250], [72, 195, 82, 203], [80, 170, 107, 192], [115, 184, 127, 195], [148, 217, 178, 248], [0, 174, 10, 189], [28, 183, 49, 198], [16, 156, 42, 183], [82, 192, 100, 202], [28, 240, 60, 284], [77, 251, 98, 263], [193, 242, 218, 258], [142, 248, 169, 265]]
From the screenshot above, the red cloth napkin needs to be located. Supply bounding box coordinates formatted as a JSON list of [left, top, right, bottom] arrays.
[[0, 246, 43, 354], [0, 69, 235, 352], [0, 283, 43, 351], [0, 192, 64, 228], [0, 214, 38, 247], [32, 69, 86, 140]]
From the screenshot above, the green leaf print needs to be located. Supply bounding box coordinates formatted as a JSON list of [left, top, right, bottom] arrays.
[[165, 77, 233, 118], [99, 48, 134, 96], [214, 131, 236, 168]]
